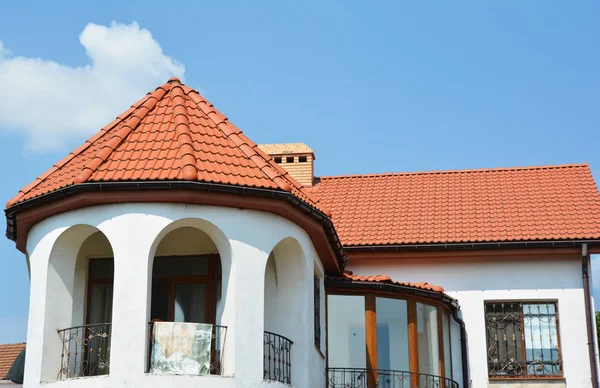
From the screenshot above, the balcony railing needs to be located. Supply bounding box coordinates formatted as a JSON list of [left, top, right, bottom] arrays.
[[263, 331, 293, 384], [148, 322, 227, 376], [327, 368, 459, 388], [57, 323, 111, 380]]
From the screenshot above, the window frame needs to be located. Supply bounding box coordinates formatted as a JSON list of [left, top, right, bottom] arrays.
[[326, 288, 453, 387], [150, 254, 221, 325], [484, 300, 563, 380]]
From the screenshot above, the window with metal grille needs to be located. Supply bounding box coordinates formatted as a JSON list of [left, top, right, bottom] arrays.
[[485, 301, 562, 378], [314, 275, 321, 348]]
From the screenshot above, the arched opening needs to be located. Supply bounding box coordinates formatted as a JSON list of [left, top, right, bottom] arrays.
[[263, 237, 307, 386], [42, 226, 114, 381], [148, 225, 226, 376]]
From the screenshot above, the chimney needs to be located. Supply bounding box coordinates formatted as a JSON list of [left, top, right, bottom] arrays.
[[258, 143, 315, 187]]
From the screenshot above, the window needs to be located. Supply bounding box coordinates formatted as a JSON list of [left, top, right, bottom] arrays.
[[299, 156, 307, 163], [150, 255, 220, 324], [485, 301, 562, 378], [327, 295, 366, 369], [274, 157, 282, 163], [87, 259, 114, 324], [286, 156, 294, 163], [314, 275, 321, 348]]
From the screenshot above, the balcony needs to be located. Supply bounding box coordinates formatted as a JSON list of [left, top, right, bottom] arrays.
[[263, 331, 293, 385], [57, 323, 111, 379], [327, 368, 459, 388]]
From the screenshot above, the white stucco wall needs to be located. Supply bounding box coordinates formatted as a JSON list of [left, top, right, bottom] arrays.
[[22, 203, 326, 388], [347, 255, 596, 388]]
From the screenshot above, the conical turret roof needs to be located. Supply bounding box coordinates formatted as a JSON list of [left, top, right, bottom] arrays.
[[7, 77, 327, 214]]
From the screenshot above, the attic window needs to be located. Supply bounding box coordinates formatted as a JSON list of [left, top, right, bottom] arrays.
[[274, 157, 282, 163], [286, 157, 294, 163], [299, 156, 307, 163]]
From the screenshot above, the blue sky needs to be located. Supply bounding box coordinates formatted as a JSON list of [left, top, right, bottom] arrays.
[[0, 1, 599, 343]]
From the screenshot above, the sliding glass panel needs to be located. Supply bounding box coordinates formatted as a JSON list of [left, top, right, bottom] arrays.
[[88, 283, 113, 324], [376, 297, 409, 372], [174, 283, 206, 323], [327, 295, 366, 368], [417, 303, 440, 376], [150, 279, 171, 321], [443, 312, 452, 379]]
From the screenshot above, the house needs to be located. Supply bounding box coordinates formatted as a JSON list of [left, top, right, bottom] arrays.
[[4, 77, 600, 388], [0, 343, 25, 386]]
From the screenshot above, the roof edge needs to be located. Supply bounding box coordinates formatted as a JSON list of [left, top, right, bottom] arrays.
[[5, 181, 346, 273]]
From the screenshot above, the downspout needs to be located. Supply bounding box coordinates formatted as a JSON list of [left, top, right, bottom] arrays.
[[582, 243, 599, 388], [452, 308, 469, 388]]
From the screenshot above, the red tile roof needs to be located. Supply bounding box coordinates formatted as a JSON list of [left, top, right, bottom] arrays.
[[310, 164, 600, 246], [329, 271, 446, 293], [6, 78, 326, 215], [0, 343, 25, 379]]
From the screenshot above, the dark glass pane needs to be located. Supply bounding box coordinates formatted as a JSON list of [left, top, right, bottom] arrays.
[[89, 259, 114, 280], [88, 283, 113, 324], [151, 279, 171, 321], [153, 256, 209, 277], [174, 283, 206, 323]]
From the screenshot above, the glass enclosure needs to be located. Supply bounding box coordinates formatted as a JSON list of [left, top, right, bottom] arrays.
[[327, 293, 456, 385]]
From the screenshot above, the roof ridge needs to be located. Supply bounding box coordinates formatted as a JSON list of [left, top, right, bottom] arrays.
[[5, 90, 166, 208], [317, 163, 590, 180], [170, 81, 198, 181], [73, 84, 169, 184]]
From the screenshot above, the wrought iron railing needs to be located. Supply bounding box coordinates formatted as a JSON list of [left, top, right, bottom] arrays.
[[147, 322, 227, 375], [57, 323, 111, 379], [263, 331, 293, 384], [327, 368, 459, 388]]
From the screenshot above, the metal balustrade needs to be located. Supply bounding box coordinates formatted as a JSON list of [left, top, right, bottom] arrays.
[[263, 331, 293, 384], [327, 368, 459, 388], [57, 323, 111, 379]]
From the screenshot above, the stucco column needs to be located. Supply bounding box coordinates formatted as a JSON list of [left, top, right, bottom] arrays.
[[102, 214, 161, 379], [229, 240, 269, 385], [22, 230, 58, 387]]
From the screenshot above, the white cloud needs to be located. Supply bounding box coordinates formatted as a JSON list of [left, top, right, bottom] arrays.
[[0, 22, 185, 151]]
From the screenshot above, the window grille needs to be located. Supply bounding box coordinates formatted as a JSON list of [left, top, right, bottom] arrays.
[[485, 301, 562, 378], [314, 275, 321, 348]]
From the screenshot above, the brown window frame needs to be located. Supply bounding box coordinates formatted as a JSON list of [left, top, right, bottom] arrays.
[[326, 289, 453, 387], [150, 254, 221, 325], [485, 300, 563, 380]]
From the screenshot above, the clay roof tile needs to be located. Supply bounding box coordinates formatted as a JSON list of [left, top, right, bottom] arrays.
[[7, 79, 327, 215]]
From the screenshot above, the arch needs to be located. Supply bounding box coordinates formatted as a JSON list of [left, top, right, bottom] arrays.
[[146, 218, 232, 375], [263, 237, 309, 386], [42, 224, 115, 381]]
